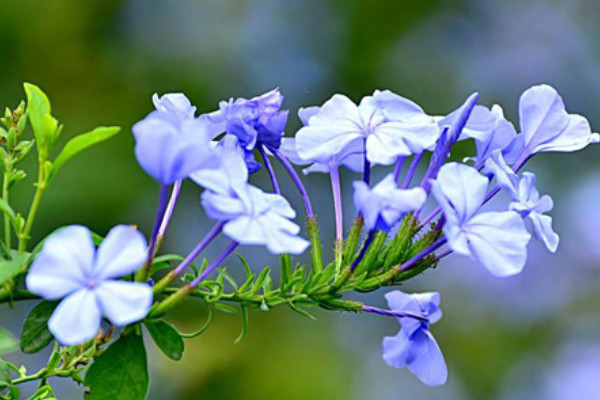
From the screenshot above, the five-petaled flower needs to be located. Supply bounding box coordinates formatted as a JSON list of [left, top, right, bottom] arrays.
[[26, 225, 153, 346], [431, 162, 531, 277], [382, 290, 447, 387]]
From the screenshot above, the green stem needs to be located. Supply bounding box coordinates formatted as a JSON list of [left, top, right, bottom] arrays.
[[19, 161, 46, 252], [306, 216, 323, 273], [2, 168, 11, 249]]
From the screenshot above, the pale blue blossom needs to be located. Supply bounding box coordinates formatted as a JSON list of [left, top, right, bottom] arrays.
[[485, 152, 559, 252], [504, 84, 599, 164], [353, 174, 426, 231], [431, 162, 531, 277], [382, 290, 447, 387], [26, 225, 153, 346], [295, 91, 440, 167], [133, 93, 217, 184], [195, 145, 309, 254]]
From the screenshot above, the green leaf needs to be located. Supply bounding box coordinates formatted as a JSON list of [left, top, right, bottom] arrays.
[[0, 357, 18, 399], [23, 83, 58, 158], [144, 320, 184, 361], [0, 328, 18, 355], [27, 385, 56, 400], [0, 252, 29, 286], [84, 333, 149, 400], [234, 306, 248, 344], [20, 301, 58, 354], [48, 126, 120, 183], [212, 302, 237, 313]]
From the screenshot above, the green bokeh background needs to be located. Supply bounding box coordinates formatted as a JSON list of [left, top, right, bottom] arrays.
[[1, 1, 600, 399]]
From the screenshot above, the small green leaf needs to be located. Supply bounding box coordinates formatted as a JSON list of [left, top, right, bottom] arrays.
[[0, 327, 18, 355], [23, 83, 58, 158], [85, 333, 148, 400], [212, 302, 237, 313], [0, 357, 18, 399], [0, 252, 29, 286], [48, 126, 120, 182], [27, 385, 56, 400], [144, 320, 184, 361], [234, 306, 249, 344], [236, 253, 252, 277], [20, 301, 58, 354]]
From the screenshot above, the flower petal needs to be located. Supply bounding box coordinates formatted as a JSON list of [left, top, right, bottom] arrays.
[[48, 289, 101, 346], [382, 329, 412, 369], [94, 225, 147, 280], [529, 212, 559, 253], [407, 329, 448, 387], [26, 226, 94, 299], [95, 281, 153, 326]]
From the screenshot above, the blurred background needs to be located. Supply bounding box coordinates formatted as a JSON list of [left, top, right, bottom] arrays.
[[1, 0, 600, 398]]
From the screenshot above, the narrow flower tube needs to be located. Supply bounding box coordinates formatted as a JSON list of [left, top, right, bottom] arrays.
[[189, 241, 239, 289], [259, 145, 281, 194], [268, 146, 314, 218], [330, 164, 344, 269], [158, 179, 183, 241]]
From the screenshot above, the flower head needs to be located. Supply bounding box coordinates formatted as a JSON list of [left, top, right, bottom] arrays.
[[26, 225, 153, 346], [133, 93, 217, 184], [295, 91, 440, 167], [431, 162, 531, 277], [485, 152, 559, 252], [194, 145, 309, 254], [382, 290, 447, 387], [353, 174, 426, 231], [504, 84, 599, 164]]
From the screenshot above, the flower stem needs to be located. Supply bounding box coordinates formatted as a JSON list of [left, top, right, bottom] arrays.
[[190, 241, 238, 288], [401, 152, 423, 189], [268, 146, 313, 218], [392, 156, 406, 182], [153, 221, 225, 293], [396, 237, 446, 272], [136, 185, 170, 283], [2, 168, 11, 249], [329, 164, 343, 269], [306, 216, 323, 272], [362, 305, 428, 322], [259, 145, 280, 194], [19, 162, 47, 251], [157, 179, 182, 243], [350, 229, 376, 272]]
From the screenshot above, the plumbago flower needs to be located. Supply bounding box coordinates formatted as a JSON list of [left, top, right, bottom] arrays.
[[430, 162, 531, 277], [381, 290, 447, 386], [202, 89, 289, 172], [4, 82, 597, 397], [485, 151, 559, 252], [26, 225, 152, 345], [133, 93, 217, 185]]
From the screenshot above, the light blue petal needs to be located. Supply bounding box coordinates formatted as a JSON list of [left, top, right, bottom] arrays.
[[431, 163, 488, 222], [529, 212, 559, 253], [372, 90, 426, 120], [26, 226, 94, 299], [94, 225, 147, 280], [95, 281, 153, 326], [407, 329, 448, 387], [382, 329, 412, 369], [463, 211, 531, 277], [485, 151, 519, 198], [48, 289, 101, 346], [298, 106, 320, 125], [152, 93, 196, 120]]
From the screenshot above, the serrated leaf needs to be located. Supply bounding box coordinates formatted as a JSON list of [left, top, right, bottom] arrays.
[[20, 300, 58, 354], [85, 334, 148, 400], [0, 328, 18, 355], [0, 252, 29, 286], [144, 320, 184, 361], [48, 126, 120, 183]]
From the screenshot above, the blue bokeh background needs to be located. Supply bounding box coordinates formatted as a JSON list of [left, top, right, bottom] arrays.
[[1, 1, 600, 398]]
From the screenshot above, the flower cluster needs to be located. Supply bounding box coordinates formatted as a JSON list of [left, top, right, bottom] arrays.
[[25, 83, 597, 389]]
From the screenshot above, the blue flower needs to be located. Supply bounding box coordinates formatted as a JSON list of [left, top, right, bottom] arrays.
[[295, 91, 440, 167], [431, 163, 531, 277], [485, 152, 559, 252], [455, 104, 517, 165], [353, 173, 426, 231], [194, 145, 309, 254], [382, 290, 447, 387], [504, 84, 598, 163], [133, 93, 217, 184], [26, 225, 153, 345]]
